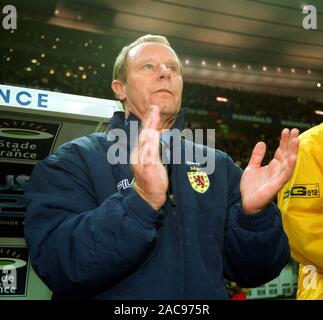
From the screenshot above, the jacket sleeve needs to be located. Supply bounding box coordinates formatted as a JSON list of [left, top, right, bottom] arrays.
[[24, 154, 162, 295], [223, 156, 290, 288], [278, 131, 323, 273]]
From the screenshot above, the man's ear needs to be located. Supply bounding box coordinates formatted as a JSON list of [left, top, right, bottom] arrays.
[[111, 80, 126, 101]]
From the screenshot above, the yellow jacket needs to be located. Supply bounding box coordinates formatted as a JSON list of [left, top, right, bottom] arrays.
[[278, 123, 323, 300]]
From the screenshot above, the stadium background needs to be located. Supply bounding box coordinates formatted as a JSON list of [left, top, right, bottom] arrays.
[[0, 0, 322, 299]]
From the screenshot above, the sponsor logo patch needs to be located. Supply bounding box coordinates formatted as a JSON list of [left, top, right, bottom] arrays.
[[283, 183, 320, 199], [117, 178, 134, 192]]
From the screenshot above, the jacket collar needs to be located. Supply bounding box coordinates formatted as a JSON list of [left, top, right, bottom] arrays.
[[106, 110, 188, 165]]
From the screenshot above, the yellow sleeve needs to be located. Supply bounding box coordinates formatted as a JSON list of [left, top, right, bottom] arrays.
[[278, 124, 323, 273]]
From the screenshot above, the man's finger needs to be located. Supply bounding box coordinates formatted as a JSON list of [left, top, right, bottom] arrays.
[[290, 128, 299, 139], [137, 106, 161, 165], [273, 128, 288, 161], [139, 105, 160, 141], [132, 115, 152, 166], [278, 128, 289, 152], [281, 128, 299, 163], [141, 105, 160, 129], [247, 142, 267, 169], [273, 152, 298, 190], [289, 135, 299, 157], [149, 129, 161, 165], [288, 129, 299, 154], [138, 140, 153, 165], [147, 105, 161, 130], [283, 137, 299, 179]]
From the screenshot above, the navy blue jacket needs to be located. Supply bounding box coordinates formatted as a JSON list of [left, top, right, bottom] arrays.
[[24, 112, 290, 299]]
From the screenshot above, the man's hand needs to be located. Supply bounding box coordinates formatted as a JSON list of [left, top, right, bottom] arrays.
[[240, 128, 299, 214], [131, 105, 168, 210]]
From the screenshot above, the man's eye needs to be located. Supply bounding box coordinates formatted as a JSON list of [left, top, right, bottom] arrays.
[[168, 65, 178, 72], [143, 64, 154, 70]]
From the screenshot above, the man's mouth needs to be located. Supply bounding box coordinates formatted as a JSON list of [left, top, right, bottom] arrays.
[[155, 89, 173, 95]]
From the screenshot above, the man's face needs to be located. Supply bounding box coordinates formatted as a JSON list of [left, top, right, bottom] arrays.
[[114, 42, 183, 120]]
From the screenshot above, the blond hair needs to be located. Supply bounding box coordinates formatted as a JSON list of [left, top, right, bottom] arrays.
[[112, 34, 183, 82]]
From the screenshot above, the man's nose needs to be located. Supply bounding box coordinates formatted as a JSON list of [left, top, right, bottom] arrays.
[[158, 64, 171, 79]]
